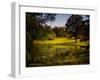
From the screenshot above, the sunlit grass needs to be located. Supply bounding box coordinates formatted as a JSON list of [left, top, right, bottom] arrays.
[[33, 37, 88, 46], [34, 38, 74, 44]]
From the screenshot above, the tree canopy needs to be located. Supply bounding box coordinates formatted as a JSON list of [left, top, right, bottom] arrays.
[[65, 15, 89, 41]]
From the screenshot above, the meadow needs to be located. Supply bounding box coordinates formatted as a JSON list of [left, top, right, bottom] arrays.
[[34, 37, 88, 46]]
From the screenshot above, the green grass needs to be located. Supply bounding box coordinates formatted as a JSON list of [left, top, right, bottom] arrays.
[[33, 37, 88, 46]]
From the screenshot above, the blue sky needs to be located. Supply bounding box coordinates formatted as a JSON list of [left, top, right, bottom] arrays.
[[47, 14, 88, 28], [47, 14, 71, 28]]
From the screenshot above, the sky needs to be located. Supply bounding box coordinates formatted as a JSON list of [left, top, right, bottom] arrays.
[[47, 14, 71, 28], [47, 14, 88, 28]]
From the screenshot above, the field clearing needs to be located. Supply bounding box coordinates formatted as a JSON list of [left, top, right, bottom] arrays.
[[33, 38, 88, 46]]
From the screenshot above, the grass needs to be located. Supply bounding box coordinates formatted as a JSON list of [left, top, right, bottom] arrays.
[[33, 37, 88, 46]]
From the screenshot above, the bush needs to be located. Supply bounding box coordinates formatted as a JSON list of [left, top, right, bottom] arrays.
[[46, 32, 56, 40]]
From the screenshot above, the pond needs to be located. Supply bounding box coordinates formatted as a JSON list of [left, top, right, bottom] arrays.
[[26, 44, 89, 67]]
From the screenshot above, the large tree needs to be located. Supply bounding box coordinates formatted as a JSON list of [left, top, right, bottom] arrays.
[[79, 15, 89, 41], [26, 13, 56, 64], [65, 15, 83, 42], [26, 12, 56, 52]]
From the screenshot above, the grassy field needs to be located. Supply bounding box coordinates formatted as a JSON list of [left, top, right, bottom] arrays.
[[33, 38, 88, 46]]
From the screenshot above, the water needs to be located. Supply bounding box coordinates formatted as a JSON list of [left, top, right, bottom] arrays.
[[26, 44, 89, 67]]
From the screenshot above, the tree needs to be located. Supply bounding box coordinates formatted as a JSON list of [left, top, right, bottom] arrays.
[[35, 13, 56, 25], [26, 12, 56, 53], [58, 27, 67, 37], [26, 13, 56, 64], [65, 15, 83, 42], [53, 27, 67, 37], [52, 27, 59, 37], [26, 13, 56, 39], [79, 15, 90, 41]]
